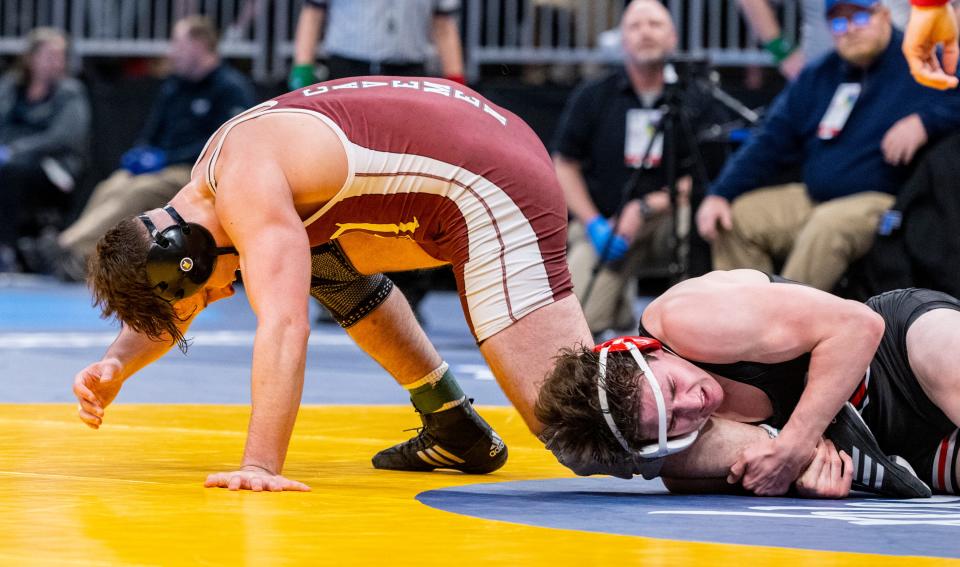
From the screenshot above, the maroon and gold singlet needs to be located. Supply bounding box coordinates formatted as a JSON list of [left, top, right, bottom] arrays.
[[195, 77, 573, 341]]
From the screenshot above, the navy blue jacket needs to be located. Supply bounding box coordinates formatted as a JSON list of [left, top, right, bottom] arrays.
[[709, 29, 960, 203], [137, 63, 256, 166]]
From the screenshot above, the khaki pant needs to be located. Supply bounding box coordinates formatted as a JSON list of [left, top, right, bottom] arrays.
[[568, 211, 674, 334], [712, 183, 895, 291], [59, 165, 193, 258]]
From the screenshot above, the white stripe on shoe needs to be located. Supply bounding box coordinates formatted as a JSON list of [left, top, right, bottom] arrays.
[[862, 454, 873, 487]]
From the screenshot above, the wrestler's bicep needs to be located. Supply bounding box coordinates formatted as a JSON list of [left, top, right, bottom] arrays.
[[216, 162, 311, 319], [658, 285, 826, 363]]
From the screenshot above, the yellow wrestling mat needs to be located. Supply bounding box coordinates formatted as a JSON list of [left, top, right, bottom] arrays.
[[1, 404, 956, 566]]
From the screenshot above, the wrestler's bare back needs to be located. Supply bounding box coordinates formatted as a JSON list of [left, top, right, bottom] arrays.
[[185, 112, 447, 274]]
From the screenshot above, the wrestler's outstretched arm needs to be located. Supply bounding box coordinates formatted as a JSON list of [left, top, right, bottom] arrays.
[[73, 316, 194, 429], [646, 270, 884, 495]]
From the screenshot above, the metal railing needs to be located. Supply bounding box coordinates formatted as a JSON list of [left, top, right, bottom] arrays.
[[0, 0, 270, 81], [463, 0, 799, 76], [0, 0, 800, 84]]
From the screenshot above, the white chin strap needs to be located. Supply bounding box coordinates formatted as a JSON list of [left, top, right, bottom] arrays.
[[596, 340, 700, 459]]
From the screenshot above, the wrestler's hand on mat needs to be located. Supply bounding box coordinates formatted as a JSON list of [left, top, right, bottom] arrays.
[[204, 465, 311, 492], [73, 358, 124, 429], [794, 439, 853, 499], [727, 436, 816, 496], [903, 4, 959, 90]]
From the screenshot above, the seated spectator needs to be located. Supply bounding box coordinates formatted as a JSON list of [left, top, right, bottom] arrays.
[[737, 0, 910, 79], [0, 27, 90, 273], [553, 0, 730, 336], [696, 0, 960, 292], [52, 15, 255, 280]]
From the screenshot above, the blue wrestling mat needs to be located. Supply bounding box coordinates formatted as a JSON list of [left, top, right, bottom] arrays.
[[417, 477, 960, 558]]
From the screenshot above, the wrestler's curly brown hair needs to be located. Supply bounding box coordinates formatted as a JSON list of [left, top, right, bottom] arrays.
[[88, 217, 190, 352], [535, 345, 648, 467]]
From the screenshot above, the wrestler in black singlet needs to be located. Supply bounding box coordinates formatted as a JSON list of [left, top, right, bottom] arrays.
[[637, 274, 960, 491]]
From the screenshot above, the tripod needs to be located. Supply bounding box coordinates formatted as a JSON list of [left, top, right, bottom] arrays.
[[580, 65, 760, 308], [580, 81, 707, 307]]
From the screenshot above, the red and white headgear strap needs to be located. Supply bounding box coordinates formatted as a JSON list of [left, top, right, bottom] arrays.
[[594, 336, 701, 459]]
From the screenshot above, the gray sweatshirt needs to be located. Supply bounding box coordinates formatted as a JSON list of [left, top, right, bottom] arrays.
[[0, 72, 91, 181]]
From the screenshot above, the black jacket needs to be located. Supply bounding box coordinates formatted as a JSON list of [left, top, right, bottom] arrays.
[[849, 132, 960, 298]]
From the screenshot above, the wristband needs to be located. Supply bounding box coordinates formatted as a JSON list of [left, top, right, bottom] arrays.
[[763, 36, 795, 64], [759, 424, 780, 439], [444, 74, 466, 85]]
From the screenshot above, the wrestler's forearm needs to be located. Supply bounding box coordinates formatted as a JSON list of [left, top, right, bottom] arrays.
[[780, 307, 885, 450], [241, 321, 310, 474], [102, 325, 177, 381], [659, 417, 769, 478]]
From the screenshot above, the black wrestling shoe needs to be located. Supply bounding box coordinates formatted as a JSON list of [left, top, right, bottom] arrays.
[[372, 400, 507, 474], [825, 402, 932, 499]]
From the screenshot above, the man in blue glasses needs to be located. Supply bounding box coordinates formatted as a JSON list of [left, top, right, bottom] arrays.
[[696, 0, 960, 295]]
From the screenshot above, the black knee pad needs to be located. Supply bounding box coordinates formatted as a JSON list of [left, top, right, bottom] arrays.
[[310, 241, 393, 328]]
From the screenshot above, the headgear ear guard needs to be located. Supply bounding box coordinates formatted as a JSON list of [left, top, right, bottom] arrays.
[[138, 205, 238, 302], [593, 336, 701, 459]]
